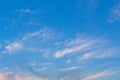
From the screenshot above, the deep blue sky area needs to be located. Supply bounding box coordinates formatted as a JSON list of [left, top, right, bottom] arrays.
[[0, 0, 120, 80], [0, 0, 119, 36]]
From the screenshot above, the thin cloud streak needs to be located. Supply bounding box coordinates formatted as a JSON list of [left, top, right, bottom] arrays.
[[0, 71, 50, 80], [58, 66, 81, 72], [108, 4, 120, 23], [81, 70, 120, 80], [55, 40, 98, 58], [79, 47, 119, 61], [5, 42, 23, 53], [22, 27, 58, 41]]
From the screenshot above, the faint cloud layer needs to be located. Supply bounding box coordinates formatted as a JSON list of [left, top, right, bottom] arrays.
[[108, 4, 120, 23], [79, 47, 119, 61], [22, 27, 57, 41], [55, 40, 97, 58], [3, 27, 58, 55], [1, 27, 119, 65], [0, 72, 50, 80], [58, 66, 81, 72], [54, 35, 119, 61], [81, 69, 120, 80], [5, 42, 23, 53], [0, 27, 120, 80]]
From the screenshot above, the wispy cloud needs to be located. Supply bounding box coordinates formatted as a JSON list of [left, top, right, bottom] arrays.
[[16, 9, 33, 14], [3, 27, 58, 55], [5, 42, 23, 53], [108, 4, 120, 23], [36, 66, 49, 72], [66, 59, 72, 64], [58, 66, 81, 72], [2, 28, 119, 61], [54, 35, 119, 62], [20, 27, 60, 57], [22, 27, 58, 41], [0, 71, 50, 80], [79, 47, 119, 61], [55, 39, 98, 58], [80, 52, 93, 60], [14, 75, 50, 80], [82, 71, 108, 80], [81, 69, 120, 80]]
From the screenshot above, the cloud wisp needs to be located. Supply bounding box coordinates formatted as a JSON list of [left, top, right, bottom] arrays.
[[0, 71, 50, 80], [79, 47, 119, 61], [55, 40, 97, 58], [54, 35, 119, 60], [81, 69, 120, 80], [2, 27, 119, 61], [5, 42, 23, 53], [108, 4, 120, 23], [58, 66, 81, 72]]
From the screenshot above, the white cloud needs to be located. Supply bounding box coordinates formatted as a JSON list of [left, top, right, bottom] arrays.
[[64, 35, 90, 47], [18, 27, 60, 57], [81, 70, 119, 80], [58, 66, 81, 72], [36, 66, 48, 72], [29, 62, 38, 66], [80, 52, 93, 60], [14, 75, 50, 80], [16, 9, 31, 13], [22, 27, 57, 41], [66, 59, 72, 64], [60, 77, 72, 80], [78, 47, 119, 61], [21, 9, 31, 13], [82, 71, 108, 80], [54, 35, 119, 61], [54, 40, 98, 58], [40, 63, 52, 65], [0, 71, 50, 80], [108, 4, 120, 23], [5, 42, 23, 53], [2, 27, 58, 56]]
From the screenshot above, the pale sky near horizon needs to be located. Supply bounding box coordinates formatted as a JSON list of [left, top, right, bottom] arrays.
[[0, 0, 120, 80]]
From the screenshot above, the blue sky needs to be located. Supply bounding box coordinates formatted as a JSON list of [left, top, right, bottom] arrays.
[[0, 0, 120, 80]]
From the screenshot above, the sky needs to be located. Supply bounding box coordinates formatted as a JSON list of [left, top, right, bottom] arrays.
[[0, 0, 120, 80]]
